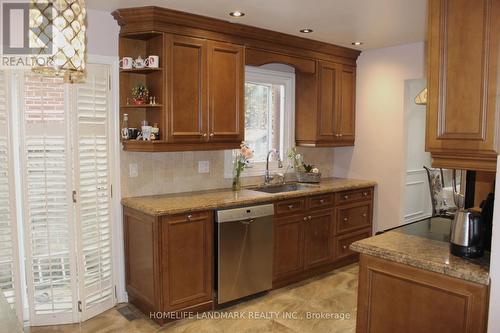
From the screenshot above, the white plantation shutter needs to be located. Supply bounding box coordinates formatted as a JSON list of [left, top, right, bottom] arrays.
[[73, 64, 114, 320], [0, 70, 22, 319], [20, 73, 79, 325]]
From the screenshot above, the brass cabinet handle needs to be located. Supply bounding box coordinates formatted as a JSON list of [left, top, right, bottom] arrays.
[[362, 213, 367, 218], [308, 216, 312, 220], [339, 134, 343, 137], [363, 192, 368, 196], [342, 245, 348, 250], [288, 205, 294, 210], [319, 199, 325, 204], [187, 214, 193, 220], [202, 133, 207, 137], [343, 217, 348, 222], [209, 133, 214, 137], [303, 217, 308, 221], [344, 195, 349, 200]]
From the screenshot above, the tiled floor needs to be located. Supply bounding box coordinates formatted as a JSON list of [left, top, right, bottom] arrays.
[[28, 264, 359, 333]]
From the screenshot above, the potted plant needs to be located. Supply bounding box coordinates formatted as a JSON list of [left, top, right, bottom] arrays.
[[288, 147, 321, 183], [131, 84, 149, 105]]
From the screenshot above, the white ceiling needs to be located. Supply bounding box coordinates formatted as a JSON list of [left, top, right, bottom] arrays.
[[86, 0, 427, 50]]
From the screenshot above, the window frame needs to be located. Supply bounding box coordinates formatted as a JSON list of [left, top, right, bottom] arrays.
[[224, 66, 295, 178]]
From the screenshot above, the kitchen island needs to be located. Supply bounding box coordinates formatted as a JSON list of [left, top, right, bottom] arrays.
[[351, 217, 490, 333]]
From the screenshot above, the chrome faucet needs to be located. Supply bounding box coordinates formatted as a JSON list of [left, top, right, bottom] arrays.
[[264, 149, 284, 185]]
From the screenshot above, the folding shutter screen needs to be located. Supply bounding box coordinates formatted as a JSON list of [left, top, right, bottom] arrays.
[[20, 73, 79, 325], [72, 64, 114, 321], [0, 71, 22, 319]]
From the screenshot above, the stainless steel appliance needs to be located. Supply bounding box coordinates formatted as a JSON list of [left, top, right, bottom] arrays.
[[450, 170, 486, 258], [216, 204, 274, 305], [450, 209, 485, 258]]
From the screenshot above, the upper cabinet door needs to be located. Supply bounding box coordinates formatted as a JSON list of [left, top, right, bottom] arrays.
[[168, 35, 208, 142], [317, 61, 339, 140], [337, 65, 356, 143], [207, 41, 244, 143], [426, 0, 500, 171]]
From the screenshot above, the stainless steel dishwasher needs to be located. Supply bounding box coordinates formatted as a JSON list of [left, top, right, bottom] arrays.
[[216, 204, 274, 305]]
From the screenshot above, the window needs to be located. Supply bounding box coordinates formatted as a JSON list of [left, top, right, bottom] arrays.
[[225, 66, 295, 177]]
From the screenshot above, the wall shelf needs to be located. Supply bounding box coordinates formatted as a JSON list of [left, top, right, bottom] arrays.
[[120, 68, 163, 74]]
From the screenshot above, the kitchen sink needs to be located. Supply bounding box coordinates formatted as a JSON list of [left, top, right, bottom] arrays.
[[252, 183, 317, 194]]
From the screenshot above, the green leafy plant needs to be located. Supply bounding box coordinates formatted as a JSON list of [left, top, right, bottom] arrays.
[[131, 84, 149, 100], [302, 163, 314, 173]]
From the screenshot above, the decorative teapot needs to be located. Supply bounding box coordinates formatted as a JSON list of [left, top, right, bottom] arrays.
[[134, 56, 145, 69]]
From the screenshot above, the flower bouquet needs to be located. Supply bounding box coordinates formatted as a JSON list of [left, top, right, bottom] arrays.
[[232, 143, 253, 191]]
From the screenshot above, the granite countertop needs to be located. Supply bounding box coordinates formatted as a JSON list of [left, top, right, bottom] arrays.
[[350, 217, 490, 285], [122, 177, 377, 216]]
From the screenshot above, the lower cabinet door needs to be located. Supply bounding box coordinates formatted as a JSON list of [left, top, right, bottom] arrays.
[[161, 211, 213, 311], [273, 215, 304, 281], [304, 209, 334, 268]]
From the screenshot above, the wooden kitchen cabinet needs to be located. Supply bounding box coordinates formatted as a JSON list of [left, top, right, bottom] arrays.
[[296, 61, 356, 147], [303, 209, 335, 268], [273, 188, 373, 287], [273, 215, 305, 280], [114, 6, 360, 152], [167, 37, 244, 146], [208, 41, 245, 143], [356, 254, 489, 333], [123, 207, 213, 324], [426, 0, 500, 171], [160, 211, 213, 311], [168, 35, 208, 143]]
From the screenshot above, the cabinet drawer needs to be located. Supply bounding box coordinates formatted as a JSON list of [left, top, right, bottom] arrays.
[[275, 198, 306, 217], [335, 229, 371, 259], [335, 187, 372, 205], [167, 211, 211, 223], [307, 193, 334, 211], [336, 202, 372, 235]]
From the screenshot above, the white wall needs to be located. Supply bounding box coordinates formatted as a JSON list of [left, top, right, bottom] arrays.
[[334, 42, 425, 232], [488, 156, 500, 332], [87, 9, 119, 57]]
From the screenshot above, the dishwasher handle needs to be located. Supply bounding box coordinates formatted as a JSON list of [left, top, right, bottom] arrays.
[[240, 219, 255, 225]]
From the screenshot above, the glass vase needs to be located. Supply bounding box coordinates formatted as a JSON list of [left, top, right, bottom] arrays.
[[232, 172, 242, 191]]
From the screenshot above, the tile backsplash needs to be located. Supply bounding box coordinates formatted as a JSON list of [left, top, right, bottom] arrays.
[[120, 147, 335, 197]]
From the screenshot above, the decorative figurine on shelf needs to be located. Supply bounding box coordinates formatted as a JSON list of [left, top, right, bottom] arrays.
[[232, 142, 253, 191], [131, 84, 149, 105]]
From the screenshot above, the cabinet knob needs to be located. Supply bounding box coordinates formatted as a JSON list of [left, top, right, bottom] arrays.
[[343, 217, 348, 222], [209, 133, 214, 137], [363, 192, 368, 196], [342, 245, 348, 250], [344, 195, 349, 200], [362, 213, 367, 218], [303, 217, 308, 221], [288, 205, 294, 210], [187, 214, 193, 220], [308, 216, 312, 220], [319, 199, 325, 204], [339, 134, 343, 137], [202, 133, 207, 137]]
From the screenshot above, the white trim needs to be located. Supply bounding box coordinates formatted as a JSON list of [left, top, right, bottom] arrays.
[[87, 55, 126, 304], [224, 66, 295, 178]]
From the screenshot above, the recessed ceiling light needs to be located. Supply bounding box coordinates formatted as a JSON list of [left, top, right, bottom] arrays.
[[300, 28, 313, 33], [229, 11, 245, 17], [352, 41, 363, 46]]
